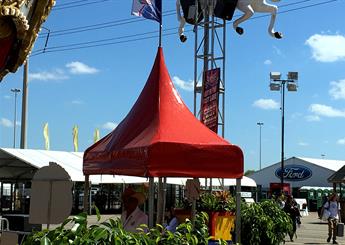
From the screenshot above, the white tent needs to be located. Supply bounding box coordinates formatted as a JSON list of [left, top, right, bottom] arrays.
[[0, 148, 256, 187]]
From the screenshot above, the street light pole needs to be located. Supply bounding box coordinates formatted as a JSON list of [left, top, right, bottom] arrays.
[[269, 72, 298, 194], [257, 122, 264, 170], [280, 81, 285, 194], [11, 88, 21, 148]]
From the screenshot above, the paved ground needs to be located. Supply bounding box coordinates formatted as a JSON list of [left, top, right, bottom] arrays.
[[49, 212, 344, 244], [285, 212, 344, 245]]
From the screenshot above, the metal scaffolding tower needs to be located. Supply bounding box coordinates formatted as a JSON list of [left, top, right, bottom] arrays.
[[193, 0, 226, 138]]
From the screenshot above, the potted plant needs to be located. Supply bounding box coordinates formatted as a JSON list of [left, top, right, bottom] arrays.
[[197, 190, 236, 242]]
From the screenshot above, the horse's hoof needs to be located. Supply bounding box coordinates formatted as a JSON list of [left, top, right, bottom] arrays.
[[274, 32, 283, 39], [236, 27, 244, 35], [180, 35, 187, 43]]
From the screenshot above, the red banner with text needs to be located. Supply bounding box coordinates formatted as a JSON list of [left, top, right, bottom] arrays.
[[201, 68, 220, 133]]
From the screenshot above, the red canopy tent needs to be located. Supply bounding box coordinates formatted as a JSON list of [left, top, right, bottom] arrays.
[[83, 47, 243, 179]]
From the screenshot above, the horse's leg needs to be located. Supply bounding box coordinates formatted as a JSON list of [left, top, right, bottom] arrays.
[[251, 1, 282, 39], [178, 17, 187, 42], [176, 0, 187, 42], [233, 1, 254, 36]]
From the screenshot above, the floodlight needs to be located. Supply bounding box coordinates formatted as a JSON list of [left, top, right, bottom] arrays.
[[270, 72, 281, 80], [287, 83, 297, 91], [270, 82, 281, 91], [195, 83, 202, 93], [287, 72, 298, 80]]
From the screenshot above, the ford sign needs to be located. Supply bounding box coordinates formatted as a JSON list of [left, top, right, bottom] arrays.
[[275, 165, 312, 181]]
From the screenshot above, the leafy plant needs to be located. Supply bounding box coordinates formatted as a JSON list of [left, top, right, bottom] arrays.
[[23, 207, 212, 245], [197, 191, 235, 212], [240, 200, 292, 245]]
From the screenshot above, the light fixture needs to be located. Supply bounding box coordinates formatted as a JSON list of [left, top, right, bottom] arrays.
[[270, 72, 281, 80], [287, 71, 298, 80], [270, 83, 281, 91], [287, 82, 297, 92]]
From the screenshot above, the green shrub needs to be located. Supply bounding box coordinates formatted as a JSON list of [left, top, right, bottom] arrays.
[[240, 200, 292, 245], [23, 208, 211, 245]]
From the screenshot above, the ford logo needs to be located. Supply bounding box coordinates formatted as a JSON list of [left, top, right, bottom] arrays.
[[275, 165, 312, 181]]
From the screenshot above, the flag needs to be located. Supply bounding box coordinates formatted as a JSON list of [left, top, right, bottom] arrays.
[[43, 123, 50, 150], [132, 0, 162, 23], [94, 128, 100, 143], [73, 125, 79, 152]]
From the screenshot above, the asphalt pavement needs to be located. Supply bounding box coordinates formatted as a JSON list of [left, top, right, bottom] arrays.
[[285, 212, 344, 245]]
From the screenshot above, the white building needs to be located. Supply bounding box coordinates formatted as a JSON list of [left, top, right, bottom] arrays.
[[249, 157, 345, 196]]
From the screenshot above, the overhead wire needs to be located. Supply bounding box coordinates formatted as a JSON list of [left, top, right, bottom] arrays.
[[31, 0, 339, 56], [52, 0, 113, 11], [38, 10, 176, 38], [39, 0, 315, 39]]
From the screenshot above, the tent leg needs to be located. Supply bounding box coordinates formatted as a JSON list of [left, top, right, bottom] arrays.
[[235, 178, 241, 244], [156, 177, 163, 224], [83, 175, 89, 213], [0, 182, 3, 212], [162, 177, 167, 224], [149, 177, 154, 228]]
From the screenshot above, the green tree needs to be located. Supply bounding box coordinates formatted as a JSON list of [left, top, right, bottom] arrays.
[[244, 169, 255, 176]]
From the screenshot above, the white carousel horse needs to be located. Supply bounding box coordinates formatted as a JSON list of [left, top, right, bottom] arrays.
[[176, 0, 282, 43], [234, 0, 282, 39], [176, 0, 188, 42]]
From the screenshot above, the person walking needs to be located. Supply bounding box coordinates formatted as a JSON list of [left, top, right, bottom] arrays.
[[323, 193, 341, 244], [284, 195, 301, 242]]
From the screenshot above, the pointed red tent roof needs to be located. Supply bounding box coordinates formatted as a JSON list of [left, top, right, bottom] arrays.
[[83, 48, 243, 178]]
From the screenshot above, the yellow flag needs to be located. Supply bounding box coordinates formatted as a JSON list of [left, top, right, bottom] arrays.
[[43, 123, 50, 150], [94, 128, 100, 143], [73, 125, 79, 152]]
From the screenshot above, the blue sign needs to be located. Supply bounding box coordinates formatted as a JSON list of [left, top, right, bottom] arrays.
[[275, 165, 312, 181]]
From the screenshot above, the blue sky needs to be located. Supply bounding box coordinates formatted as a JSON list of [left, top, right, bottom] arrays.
[[1, 0, 345, 171]]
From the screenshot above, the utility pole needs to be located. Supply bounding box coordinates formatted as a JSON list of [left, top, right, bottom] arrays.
[[11, 88, 21, 148], [20, 60, 28, 149]]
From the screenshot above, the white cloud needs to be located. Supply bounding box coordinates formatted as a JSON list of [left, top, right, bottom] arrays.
[[29, 69, 69, 81], [0, 118, 13, 128], [253, 99, 279, 110], [72, 99, 84, 105], [172, 76, 194, 91], [309, 104, 345, 118], [305, 34, 345, 62], [298, 142, 309, 146], [264, 59, 272, 65], [102, 122, 118, 130], [337, 138, 345, 145], [329, 79, 345, 100], [66, 61, 99, 74], [3, 95, 10, 99], [305, 115, 321, 122]]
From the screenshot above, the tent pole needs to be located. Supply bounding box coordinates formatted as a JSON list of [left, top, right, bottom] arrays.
[[156, 177, 162, 224], [191, 178, 198, 228], [0, 182, 3, 212], [162, 177, 167, 224], [235, 178, 241, 244], [149, 177, 154, 228], [83, 175, 89, 213]]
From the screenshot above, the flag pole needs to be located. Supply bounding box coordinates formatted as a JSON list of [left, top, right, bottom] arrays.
[[158, 1, 162, 47], [159, 23, 162, 47]]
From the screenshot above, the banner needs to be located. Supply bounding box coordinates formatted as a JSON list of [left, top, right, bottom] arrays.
[[94, 128, 100, 143], [43, 122, 50, 150], [131, 0, 162, 23], [73, 125, 78, 152], [200, 68, 220, 133]]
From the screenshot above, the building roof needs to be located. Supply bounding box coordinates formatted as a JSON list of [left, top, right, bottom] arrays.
[[327, 165, 345, 183], [298, 157, 345, 171]]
